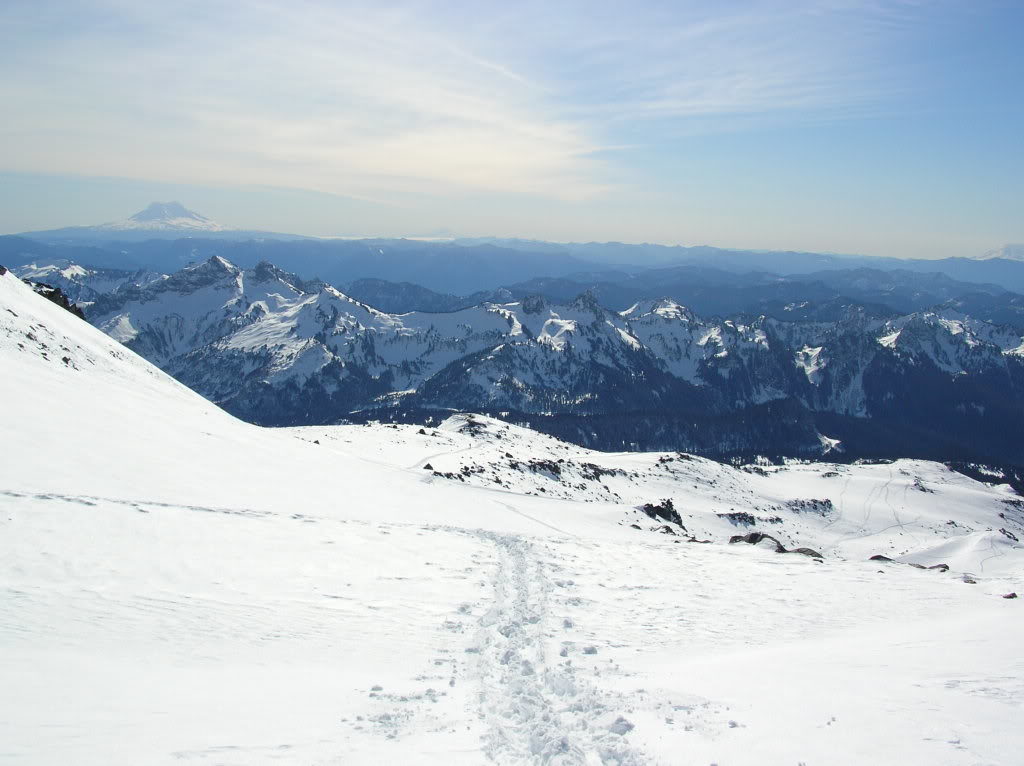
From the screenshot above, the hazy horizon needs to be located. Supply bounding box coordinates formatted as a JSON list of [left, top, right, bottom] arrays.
[[2, 1, 1022, 259]]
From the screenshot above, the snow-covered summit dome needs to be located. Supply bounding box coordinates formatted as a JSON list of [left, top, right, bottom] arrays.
[[100, 202, 228, 232]]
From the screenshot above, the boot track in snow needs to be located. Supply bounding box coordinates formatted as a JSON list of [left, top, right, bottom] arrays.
[[473, 532, 645, 765]]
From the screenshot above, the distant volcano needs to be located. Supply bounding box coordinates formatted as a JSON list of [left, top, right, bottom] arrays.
[[976, 245, 1024, 262], [99, 202, 227, 232], [15, 203, 310, 244]]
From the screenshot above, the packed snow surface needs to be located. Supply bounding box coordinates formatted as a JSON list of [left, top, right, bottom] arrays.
[[1, 271, 1022, 765]]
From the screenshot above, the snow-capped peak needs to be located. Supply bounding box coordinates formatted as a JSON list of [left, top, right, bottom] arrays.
[[975, 244, 1024, 262], [635, 298, 696, 322], [170, 255, 241, 284], [99, 202, 228, 232]]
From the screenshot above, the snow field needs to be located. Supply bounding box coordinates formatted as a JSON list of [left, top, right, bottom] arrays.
[[6, 490, 1018, 765], [295, 415, 1024, 578], [2, 271, 1023, 765]]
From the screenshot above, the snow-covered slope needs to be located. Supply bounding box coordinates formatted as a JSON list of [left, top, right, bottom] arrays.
[[1, 270, 1023, 765], [294, 413, 1024, 573]]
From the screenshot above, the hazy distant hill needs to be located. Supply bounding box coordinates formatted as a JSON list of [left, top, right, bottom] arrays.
[[12, 207, 1024, 293]]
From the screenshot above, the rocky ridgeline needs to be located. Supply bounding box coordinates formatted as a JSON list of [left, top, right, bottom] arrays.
[[46, 254, 1024, 464]]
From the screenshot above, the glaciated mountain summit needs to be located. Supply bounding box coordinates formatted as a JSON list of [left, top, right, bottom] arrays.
[[977, 244, 1024, 262], [82, 255, 1024, 464], [15, 203, 310, 244], [99, 201, 227, 232]]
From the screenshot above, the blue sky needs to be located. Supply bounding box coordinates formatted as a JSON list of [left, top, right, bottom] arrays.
[[1, 0, 1021, 258]]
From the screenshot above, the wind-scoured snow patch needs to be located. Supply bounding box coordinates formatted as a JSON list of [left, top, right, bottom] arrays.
[[102, 314, 139, 343], [615, 326, 642, 349], [651, 300, 690, 321], [538, 316, 578, 351], [698, 327, 722, 348], [795, 345, 826, 384], [817, 432, 843, 454], [878, 329, 901, 348]]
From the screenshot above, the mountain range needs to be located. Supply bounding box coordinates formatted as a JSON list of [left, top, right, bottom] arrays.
[[342, 267, 1024, 329], [7, 204, 1024, 466], [55, 254, 1023, 465], [8, 203, 1024, 293]]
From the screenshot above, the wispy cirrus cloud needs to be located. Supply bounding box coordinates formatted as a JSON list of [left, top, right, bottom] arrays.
[[0, 0, 939, 202]]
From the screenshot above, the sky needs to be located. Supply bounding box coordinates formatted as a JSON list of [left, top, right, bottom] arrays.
[[0, 0, 1021, 258]]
